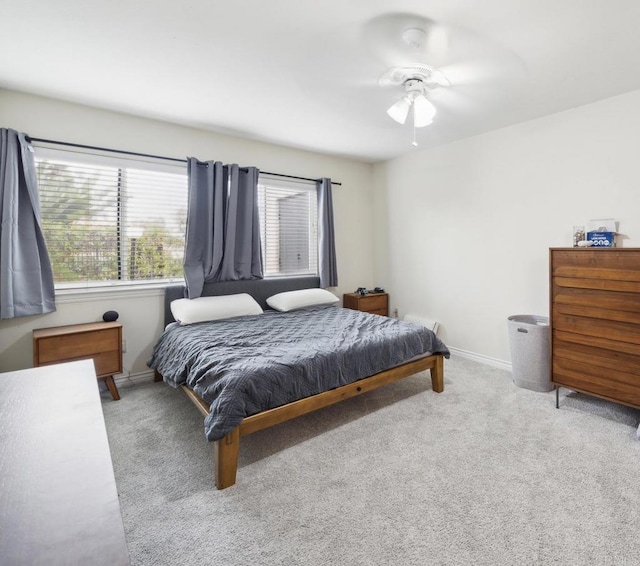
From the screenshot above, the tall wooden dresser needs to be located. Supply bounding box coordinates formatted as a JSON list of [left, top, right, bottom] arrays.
[[550, 248, 640, 409]]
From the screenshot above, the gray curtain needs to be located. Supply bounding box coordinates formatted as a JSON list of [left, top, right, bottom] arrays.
[[0, 128, 55, 319], [184, 158, 263, 298], [317, 177, 338, 287]]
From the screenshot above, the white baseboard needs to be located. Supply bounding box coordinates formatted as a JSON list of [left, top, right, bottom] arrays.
[[448, 346, 512, 372], [114, 369, 155, 386]]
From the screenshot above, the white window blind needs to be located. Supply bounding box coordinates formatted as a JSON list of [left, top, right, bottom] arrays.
[[258, 176, 318, 277], [35, 148, 187, 287]]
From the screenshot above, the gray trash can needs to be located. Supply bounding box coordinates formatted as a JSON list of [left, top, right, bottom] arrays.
[[507, 315, 552, 392]]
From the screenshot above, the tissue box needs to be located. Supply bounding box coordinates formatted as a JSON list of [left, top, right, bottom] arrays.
[[587, 231, 616, 247]]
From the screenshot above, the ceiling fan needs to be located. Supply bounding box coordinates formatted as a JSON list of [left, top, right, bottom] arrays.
[[376, 27, 451, 144], [381, 60, 450, 128], [364, 14, 525, 146]]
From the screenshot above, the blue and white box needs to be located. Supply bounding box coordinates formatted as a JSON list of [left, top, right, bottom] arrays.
[[587, 231, 616, 247], [586, 219, 618, 247]]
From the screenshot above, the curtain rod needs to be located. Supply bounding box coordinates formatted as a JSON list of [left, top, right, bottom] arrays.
[[26, 136, 342, 186]]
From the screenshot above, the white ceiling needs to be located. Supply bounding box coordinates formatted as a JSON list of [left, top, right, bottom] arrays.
[[2, 0, 640, 163]]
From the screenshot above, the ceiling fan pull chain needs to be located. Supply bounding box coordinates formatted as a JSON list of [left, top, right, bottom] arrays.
[[412, 123, 418, 147]]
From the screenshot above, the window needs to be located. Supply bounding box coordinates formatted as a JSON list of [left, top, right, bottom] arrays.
[[34, 145, 317, 287], [35, 147, 188, 288], [257, 176, 318, 277]]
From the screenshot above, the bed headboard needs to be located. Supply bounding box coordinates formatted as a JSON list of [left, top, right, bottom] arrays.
[[164, 276, 321, 326]]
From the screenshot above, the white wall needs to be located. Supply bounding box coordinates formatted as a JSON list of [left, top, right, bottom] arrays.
[[7, 87, 638, 374], [374, 89, 640, 365], [0, 89, 375, 374]]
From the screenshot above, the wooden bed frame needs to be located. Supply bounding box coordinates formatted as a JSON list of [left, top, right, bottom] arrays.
[[155, 276, 445, 489]]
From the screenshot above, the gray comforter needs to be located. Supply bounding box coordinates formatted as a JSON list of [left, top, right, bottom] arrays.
[[148, 305, 450, 441]]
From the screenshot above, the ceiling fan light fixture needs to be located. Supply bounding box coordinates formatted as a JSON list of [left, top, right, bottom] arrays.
[[380, 62, 448, 137], [386, 79, 436, 128], [387, 96, 411, 124], [412, 94, 436, 127]]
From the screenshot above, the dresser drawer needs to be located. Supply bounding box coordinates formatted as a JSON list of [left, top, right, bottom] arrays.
[[553, 356, 640, 408], [551, 249, 640, 272]]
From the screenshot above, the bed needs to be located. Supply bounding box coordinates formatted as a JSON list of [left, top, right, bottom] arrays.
[[148, 276, 450, 489]]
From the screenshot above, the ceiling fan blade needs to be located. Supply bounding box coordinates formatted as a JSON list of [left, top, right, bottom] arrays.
[[364, 12, 526, 88]]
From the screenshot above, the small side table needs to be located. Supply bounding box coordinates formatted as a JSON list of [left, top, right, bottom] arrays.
[[343, 292, 389, 316], [33, 322, 123, 400]]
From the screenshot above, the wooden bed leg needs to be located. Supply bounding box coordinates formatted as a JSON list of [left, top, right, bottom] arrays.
[[214, 428, 240, 489], [153, 370, 163, 383], [430, 355, 444, 393]]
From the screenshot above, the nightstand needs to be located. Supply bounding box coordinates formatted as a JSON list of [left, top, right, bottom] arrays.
[[343, 292, 389, 316], [33, 322, 123, 400]]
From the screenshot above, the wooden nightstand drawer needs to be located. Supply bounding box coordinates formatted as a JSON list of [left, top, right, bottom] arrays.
[[343, 292, 389, 316], [36, 328, 120, 366], [360, 294, 387, 312]]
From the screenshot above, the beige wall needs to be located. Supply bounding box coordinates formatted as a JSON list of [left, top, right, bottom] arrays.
[[0, 88, 375, 374], [374, 89, 640, 366]]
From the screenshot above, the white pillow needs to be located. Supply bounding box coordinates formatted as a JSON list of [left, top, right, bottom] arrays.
[[170, 293, 263, 325], [266, 288, 339, 312]]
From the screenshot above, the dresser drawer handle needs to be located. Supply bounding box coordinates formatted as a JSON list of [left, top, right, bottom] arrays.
[[517, 328, 529, 333]]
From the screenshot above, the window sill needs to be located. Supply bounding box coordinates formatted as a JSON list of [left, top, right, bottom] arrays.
[[54, 280, 184, 304]]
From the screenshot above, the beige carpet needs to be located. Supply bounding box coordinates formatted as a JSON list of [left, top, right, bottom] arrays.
[[102, 355, 640, 566]]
